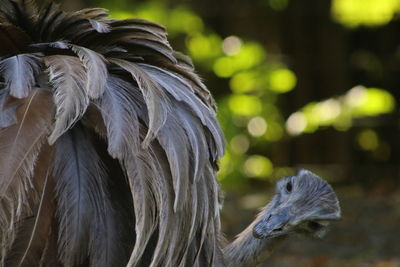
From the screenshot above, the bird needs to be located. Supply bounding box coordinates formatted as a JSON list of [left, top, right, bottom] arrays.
[[0, 1, 341, 266], [224, 169, 341, 266]]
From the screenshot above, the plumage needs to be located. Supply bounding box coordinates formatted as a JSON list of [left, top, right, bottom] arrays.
[[0, 89, 18, 128], [0, 54, 42, 98], [7, 144, 55, 267], [109, 58, 171, 147], [44, 55, 89, 144], [0, 1, 223, 265], [0, 90, 54, 265], [53, 126, 120, 267], [0, 1, 341, 267], [70, 44, 108, 99]]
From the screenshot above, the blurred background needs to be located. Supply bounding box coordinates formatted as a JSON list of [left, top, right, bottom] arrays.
[[63, 0, 400, 266]]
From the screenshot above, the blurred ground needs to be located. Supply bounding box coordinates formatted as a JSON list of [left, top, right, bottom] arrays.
[[222, 183, 400, 267]]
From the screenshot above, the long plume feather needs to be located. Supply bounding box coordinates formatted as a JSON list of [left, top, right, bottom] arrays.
[[53, 126, 120, 267], [44, 55, 89, 144], [0, 91, 53, 264]]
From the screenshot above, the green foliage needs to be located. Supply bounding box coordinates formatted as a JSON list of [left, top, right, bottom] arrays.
[[332, 0, 400, 27], [286, 86, 396, 135]]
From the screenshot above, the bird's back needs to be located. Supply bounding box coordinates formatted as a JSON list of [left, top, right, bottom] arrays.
[[0, 1, 225, 266]]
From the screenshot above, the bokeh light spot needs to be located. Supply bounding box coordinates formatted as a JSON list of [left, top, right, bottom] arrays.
[[264, 121, 284, 141], [351, 88, 395, 116], [187, 33, 222, 61], [247, 116, 268, 137], [230, 71, 257, 93], [269, 69, 297, 93], [286, 112, 307, 135], [268, 0, 289, 11], [244, 155, 273, 178], [313, 99, 342, 125], [222, 36, 242, 56], [357, 129, 379, 151], [230, 135, 250, 154], [228, 95, 262, 116], [332, 0, 400, 27]]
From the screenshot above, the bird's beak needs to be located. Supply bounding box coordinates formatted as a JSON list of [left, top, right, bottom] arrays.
[[252, 207, 294, 239]]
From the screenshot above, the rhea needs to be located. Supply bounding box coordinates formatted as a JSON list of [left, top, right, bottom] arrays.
[[0, 1, 341, 266]]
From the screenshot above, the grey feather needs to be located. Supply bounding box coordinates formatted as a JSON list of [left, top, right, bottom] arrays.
[[139, 64, 221, 177], [140, 63, 224, 160], [97, 75, 142, 158], [157, 114, 190, 212], [53, 126, 120, 267], [0, 90, 18, 128], [44, 55, 89, 144], [124, 152, 159, 267], [88, 19, 111, 33], [71, 44, 108, 99], [109, 58, 171, 147], [0, 54, 42, 99]]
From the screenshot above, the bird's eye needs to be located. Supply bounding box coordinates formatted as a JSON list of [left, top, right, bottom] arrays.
[[286, 181, 292, 193], [308, 221, 322, 231]]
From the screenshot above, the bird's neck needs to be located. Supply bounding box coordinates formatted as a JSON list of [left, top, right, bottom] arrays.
[[223, 220, 285, 267]]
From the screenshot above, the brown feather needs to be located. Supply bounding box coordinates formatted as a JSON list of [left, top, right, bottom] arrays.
[[0, 90, 54, 264], [5, 145, 56, 267], [0, 24, 31, 57]]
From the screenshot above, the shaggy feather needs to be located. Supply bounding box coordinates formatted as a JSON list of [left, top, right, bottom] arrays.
[[97, 75, 142, 158], [0, 1, 226, 267], [6, 144, 55, 267], [0, 90, 53, 264], [0, 54, 42, 98], [70, 44, 108, 99], [0, 90, 18, 128], [157, 114, 190, 211], [109, 58, 171, 147], [52, 126, 120, 267], [44, 55, 89, 144], [74, 8, 111, 33], [124, 152, 159, 267]]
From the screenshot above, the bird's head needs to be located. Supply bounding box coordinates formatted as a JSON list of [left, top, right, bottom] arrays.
[[252, 169, 341, 240]]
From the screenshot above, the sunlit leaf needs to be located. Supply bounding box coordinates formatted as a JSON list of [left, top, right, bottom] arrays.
[[286, 86, 396, 135], [332, 0, 400, 27], [228, 95, 262, 116], [230, 71, 258, 93], [268, 68, 297, 93], [213, 42, 265, 77], [187, 33, 222, 62], [351, 88, 395, 116]]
